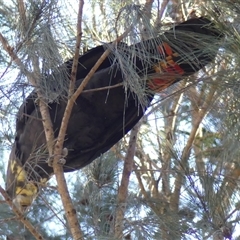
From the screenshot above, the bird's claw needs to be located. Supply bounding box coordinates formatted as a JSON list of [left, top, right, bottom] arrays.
[[47, 148, 68, 167], [47, 156, 54, 167], [58, 158, 66, 165], [62, 147, 68, 158]]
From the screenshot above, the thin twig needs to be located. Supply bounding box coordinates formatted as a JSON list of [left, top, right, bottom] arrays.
[[133, 162, 159, 214], [17, 0, 27, 32], [70, 22, 132, 104], [170, 84, 218, 211], [69, 0, 84, 96], [0, 185, 45, 240], [22, 113, 43, 121], [161, 83, 185, 197], [156, 0, 170, 26], [0, 32, 30, 74], [114, 122, 141, 238], [82, 82, 123, 93]]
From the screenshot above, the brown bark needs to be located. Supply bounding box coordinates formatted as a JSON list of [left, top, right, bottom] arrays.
[[50, 1, 85, 239]]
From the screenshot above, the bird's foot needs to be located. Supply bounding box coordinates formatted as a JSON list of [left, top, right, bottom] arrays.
[[58, 158, 66, 165], [47, 148, 68, 167], [58, 147, 68, 165], [62, 147, 68, 158], [47, 156, 54, 167]]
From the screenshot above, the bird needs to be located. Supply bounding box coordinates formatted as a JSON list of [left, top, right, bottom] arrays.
[[6, 17, 223, 208]]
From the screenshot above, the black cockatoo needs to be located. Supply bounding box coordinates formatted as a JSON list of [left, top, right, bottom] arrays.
[[6, 17, 223, 208]]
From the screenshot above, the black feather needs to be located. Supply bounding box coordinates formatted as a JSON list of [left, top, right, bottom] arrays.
[[6, 17, 223, 199]]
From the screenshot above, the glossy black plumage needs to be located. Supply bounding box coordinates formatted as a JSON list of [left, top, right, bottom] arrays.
[[6, 17, 223, 206]]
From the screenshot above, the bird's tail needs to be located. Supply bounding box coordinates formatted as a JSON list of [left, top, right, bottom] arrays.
[[120, 17, 222, 94]]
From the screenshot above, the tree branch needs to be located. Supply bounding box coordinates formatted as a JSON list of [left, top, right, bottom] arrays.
[[17, 0, 27, 33], [50, 1, 85, 239], [156, 0, 170, 26], [0, 31, 56, 155], [114, 122, 141, 238], [1, 3, 134, 239], [0, 32, 29, 74], [0, 185, 45, 240], [133, 163, 160, 214], [52, 25, 135, 240], [161, 84, 185, 197], [69, 0, 84, 96]]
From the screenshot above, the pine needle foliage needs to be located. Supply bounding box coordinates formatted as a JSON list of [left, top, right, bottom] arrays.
[[2, 0, 240, 239]]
